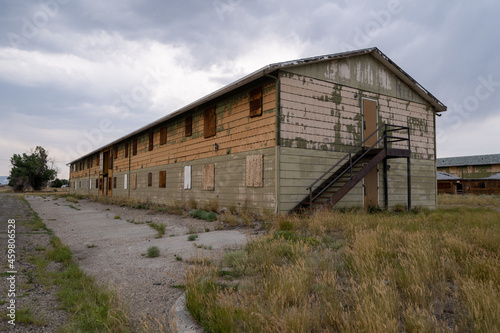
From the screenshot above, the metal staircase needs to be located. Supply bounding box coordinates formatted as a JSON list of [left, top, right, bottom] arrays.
[[290, 124, 411, 213]]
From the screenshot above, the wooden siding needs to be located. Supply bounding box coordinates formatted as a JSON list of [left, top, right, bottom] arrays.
[[280, 72, 436, 160], [71, 147, 276, 212]]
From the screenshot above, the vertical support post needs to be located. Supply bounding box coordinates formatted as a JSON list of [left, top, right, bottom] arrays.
[[349, 153, 352, 179], [309, 188, 312, 215], [407, 128, 411, 212], [384, 158, 389, 209], [407, 157, 411, 211]]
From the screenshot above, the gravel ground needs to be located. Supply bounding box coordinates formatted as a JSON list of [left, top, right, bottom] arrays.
[[13, 194, 252, 331], [0, 194, 70, 332]]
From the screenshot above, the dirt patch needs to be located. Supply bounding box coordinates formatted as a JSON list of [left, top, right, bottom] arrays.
[[0, 194, 70, 332], [25, 195, 252, 329]]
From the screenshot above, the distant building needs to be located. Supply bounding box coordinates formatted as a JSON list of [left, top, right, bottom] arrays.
[[69, 48, 446, 213], [437, 170, 500, 195], [437, 154, 500, 179]]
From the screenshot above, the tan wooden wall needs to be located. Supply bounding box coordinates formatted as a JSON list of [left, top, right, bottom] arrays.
[[70, 80, 277, 211], [278, 71, 437, 211]]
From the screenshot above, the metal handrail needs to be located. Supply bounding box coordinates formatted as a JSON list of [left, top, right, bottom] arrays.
[[306, 124, 410, 211]]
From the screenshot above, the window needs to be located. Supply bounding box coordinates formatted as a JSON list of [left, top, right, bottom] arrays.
[[99, 153, 103, 171], [113, 146, 118, 159], [160, 126, 167, 145], [249, 87, 263, 117], [90, 157, 93, 168], [131, 173, 137, 190], [124, 174, 128, 190], [202, 164, 215, 191], [132, 139, 138, 156], [148, 172, 153, 187], [159, 171, 166, 188], [184, 166, 192, 189], [124, 142, 129, 158], [113, 177, 117, 189], [185, 116, 192, 137], [96, 179, 99, 189], [148, 131, 154, 151], [96, 154, 100, 167], [246, 154, 263, 187], [204, 106, 216, 138]]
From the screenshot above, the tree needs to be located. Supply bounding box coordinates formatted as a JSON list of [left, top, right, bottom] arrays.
[[8, 146, 57, 191], [51, 178, 63, 188]]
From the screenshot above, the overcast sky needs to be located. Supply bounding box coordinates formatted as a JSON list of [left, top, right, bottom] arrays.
[[1, 0, 499, 180]]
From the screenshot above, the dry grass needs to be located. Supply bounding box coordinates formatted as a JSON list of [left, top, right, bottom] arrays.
[[186, 195, 500, 332]]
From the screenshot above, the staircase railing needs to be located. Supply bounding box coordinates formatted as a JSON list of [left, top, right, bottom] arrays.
[[306, 124, 410, 212]]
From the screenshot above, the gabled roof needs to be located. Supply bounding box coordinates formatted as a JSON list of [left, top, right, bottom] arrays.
[[436, 171, 460, 181], [69, 47, 446, 164], [487, 172, 500, 180], [437, 154, 500, 168]]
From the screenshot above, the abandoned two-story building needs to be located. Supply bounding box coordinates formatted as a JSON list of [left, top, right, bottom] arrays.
[[69, 47, 446, 213]]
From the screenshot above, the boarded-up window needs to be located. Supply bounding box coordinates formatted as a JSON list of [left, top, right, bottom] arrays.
[[246, 155, 263, 187], [202, 164, 215, 191], [113, 146, 118, 159], [148, 173, 153, 187], [148, 131, 154, 151], [132, 139, 138, 156], [124, 142, 129, 158], [159, 171, 166, 188], [108, 178, 112, 190], [109, 150, 113, 169], [131, 173, 137, 190], [184, 166, 192, 190], [204, 106, 216, 138], [160, 126, 167, 145], [89, 157, 93, 168], [124, 174, 128, 190], [113, 177, 117, 189], [249, 87, 263, 117], [96, 155, 100, 167], [185, 116, 192, 137]]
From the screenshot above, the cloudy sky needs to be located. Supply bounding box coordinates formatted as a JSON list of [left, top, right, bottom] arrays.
[[1, 0, 499, 180]]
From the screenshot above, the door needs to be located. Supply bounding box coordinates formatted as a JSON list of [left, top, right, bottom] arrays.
[[363, 99, 378, 148], [362, 99, 379, 209]]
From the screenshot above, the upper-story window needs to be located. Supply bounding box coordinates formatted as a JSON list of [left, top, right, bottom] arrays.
[[185, 116, 192, 137], [132, 138, 138, 156], [204, 106, 216, 138], [148, 131, 154, 151], [160, 126, 167, 145], [250, 87, 263, 117]]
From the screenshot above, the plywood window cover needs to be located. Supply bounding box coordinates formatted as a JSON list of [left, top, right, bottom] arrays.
[[113, 146, 118, 159], [148, 131, 154, 151], [159, 171, 166, 188], [160, 126, 167, 145], [148, 172, 153, 187], [246, 154, 263, 187], [185, 116, 192, 137], [132, 139, 138, 156], [204, 106, 216, 138], [249, 87, 263, 117], [124, 142, 129, 158], [131, 173, 137, 190], [202, 164, 215, 191]]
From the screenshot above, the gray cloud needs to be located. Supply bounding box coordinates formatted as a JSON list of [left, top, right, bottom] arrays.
[[0, 0, 499, 179]]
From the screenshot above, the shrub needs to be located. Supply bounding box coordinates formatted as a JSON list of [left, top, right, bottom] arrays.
[[190, 209, 217, 222], [146, 246, 160, 258], [188, 234, 198, 241]]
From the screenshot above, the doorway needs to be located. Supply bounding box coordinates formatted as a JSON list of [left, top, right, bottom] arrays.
[[362, 98, 379, 209]]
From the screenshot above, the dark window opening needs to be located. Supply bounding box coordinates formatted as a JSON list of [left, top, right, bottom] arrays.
[[113, 177, 117, 189], [148, 173, 152, 187], [113, 146, 118, 159], [125, 142, 129, 158], [132, 139, 138, 156], [204, 106, 216, 138], [148, 131, 154, 151]]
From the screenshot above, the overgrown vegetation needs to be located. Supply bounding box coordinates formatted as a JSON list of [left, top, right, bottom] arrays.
[[185, 195, 500, 332], [8, 146, 57, 191], [189, 209, 217, 222], [146, 246, 160, 258], [148, 222, 166, 238], [20, 199, 130, 332]]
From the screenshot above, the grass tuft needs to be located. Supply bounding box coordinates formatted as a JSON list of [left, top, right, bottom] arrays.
[[146, 246, 160, 258]]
